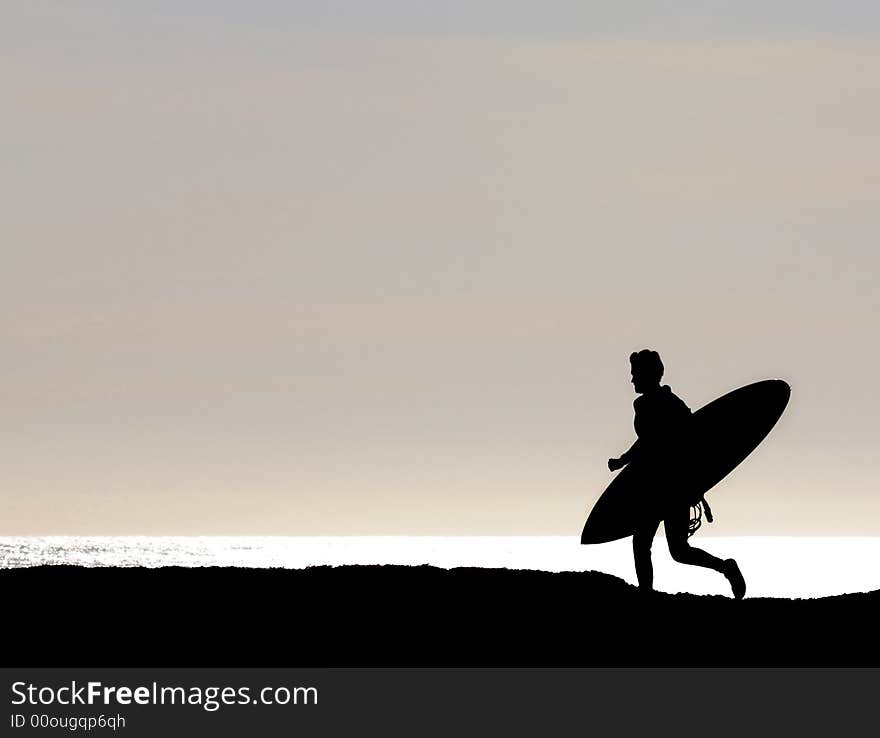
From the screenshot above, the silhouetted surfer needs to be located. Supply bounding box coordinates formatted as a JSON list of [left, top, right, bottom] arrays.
[[609, 350, 746, 598]]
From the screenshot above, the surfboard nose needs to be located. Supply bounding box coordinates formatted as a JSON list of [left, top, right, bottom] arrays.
[[773, 378, 791, 395], [753, 379, 791, 411]]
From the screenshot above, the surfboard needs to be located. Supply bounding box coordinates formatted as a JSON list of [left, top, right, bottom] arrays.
[[580, 379, 790, 544]]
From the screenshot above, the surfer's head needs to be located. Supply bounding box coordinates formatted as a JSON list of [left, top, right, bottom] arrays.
[[630, 349, 663, 393]]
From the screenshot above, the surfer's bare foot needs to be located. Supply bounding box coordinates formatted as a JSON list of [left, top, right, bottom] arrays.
[[723, 559, 746, 600]]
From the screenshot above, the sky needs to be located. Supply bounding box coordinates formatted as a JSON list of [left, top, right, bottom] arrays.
[[2, 3, 879, 535]]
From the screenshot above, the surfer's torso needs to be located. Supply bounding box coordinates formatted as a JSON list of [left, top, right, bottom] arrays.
[[633, 385, 692, 452], [630, 385, 693, 513]]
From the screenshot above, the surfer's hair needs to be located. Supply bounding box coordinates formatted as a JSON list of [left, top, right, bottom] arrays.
[[630, 349, 664, 382]]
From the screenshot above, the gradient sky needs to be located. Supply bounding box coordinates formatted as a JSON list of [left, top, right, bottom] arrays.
[[3, 3, 879, 534]]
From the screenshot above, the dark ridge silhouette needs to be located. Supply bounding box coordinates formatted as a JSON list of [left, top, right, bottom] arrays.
[[3, 564, 878, 667]]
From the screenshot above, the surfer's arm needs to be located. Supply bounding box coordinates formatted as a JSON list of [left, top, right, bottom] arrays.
[[609, 440, 640, 471], [619, 439, 640, 464]]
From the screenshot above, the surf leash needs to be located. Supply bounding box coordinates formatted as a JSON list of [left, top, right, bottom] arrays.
[[687, 497, 713, 538]]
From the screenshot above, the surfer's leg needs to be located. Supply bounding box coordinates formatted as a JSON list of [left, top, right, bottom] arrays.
[[663, 508, 725, 572], [665, 510, 746, 598], [632, 519, 660, 590]]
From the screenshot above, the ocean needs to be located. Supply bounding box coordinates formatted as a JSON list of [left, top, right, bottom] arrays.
[[1, 535, 878, 599]]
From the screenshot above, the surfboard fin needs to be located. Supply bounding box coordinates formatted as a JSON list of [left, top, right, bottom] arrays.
[[701, 496, 714, 524]]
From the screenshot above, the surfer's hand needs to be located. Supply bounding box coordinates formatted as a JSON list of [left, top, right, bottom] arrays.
[[608, 457, 624, 472]]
